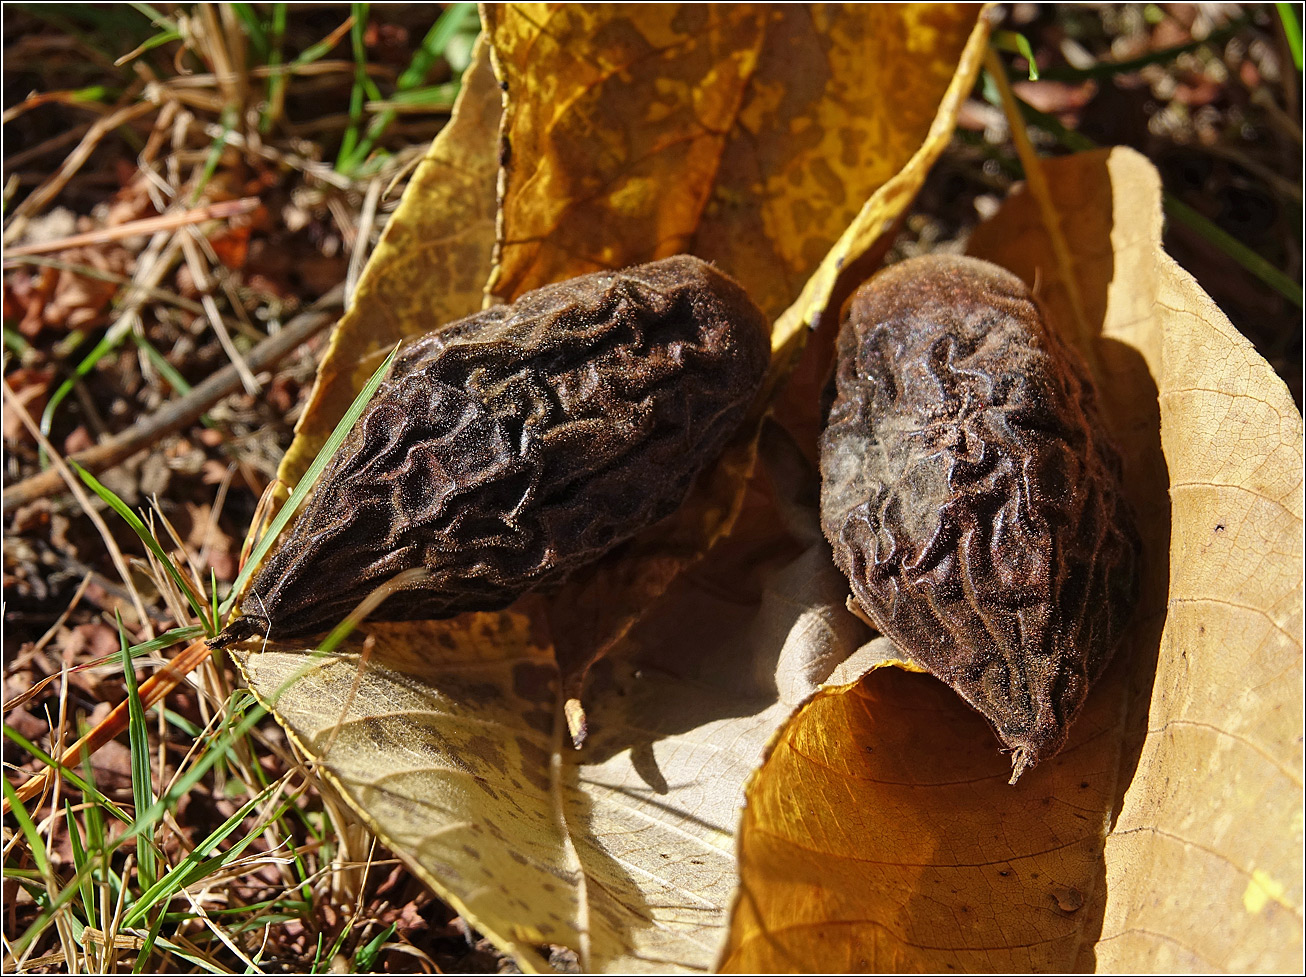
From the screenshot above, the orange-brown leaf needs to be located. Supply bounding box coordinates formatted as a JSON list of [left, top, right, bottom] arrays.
[[485, 3, 988, 322]]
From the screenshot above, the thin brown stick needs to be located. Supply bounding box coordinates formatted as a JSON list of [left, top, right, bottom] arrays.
[[1, 88, 118, 124], [344, 176, 384, 305], [200, 3, 240, 113], [3, 122, 95, 169], [1, 286, 343, 514], [165, 59, 378, 88], [2, 198, 259, 257], [985, 47, 1097, 371]]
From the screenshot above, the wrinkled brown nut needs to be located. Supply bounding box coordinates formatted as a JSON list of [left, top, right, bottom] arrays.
[[819, 255, 1140, 782], [214, 255, 770, 647]]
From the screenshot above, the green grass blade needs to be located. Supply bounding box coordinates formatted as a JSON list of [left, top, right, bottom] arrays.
[[219, 343, 398, 619], [291, 15, 346, 66], [315, 613, 364, 655], [124, 702, 268, 844], [336, 3, 372, 171], [71, 463, 215, 632], [119, 613, 158, 891], [162, 708, 202, 738], [261, 3, 289, 132], [2, 776, 53, 879], [132, 625, 206, 656], [129, 330, 214, 426], [231, 2, 269, 61], [3, 326, 34, 357], [324, 921, 352, 969], [67, 84, 112, 103], [992, 30, 1039, 80], [126, 26, 182, 58], [400, 3, 476, 89], [80, 737, 108, 851], [177, 896, 309, 920], [122, 782, 277, 926], [1278, 3, 1303, 69], [132, 933, 230, 975], [131, 909, 170, 975], [64, 800, 97, 922], [355, 922, 397, 971], [341, 3, 474, 172], [1163, 195, 1303, 306], [379, 82, 460, 107], [192, 105, 237, 203], [126, 1, 175, 29], [40, 328, 126, 465], [129, 331, 193, 397]]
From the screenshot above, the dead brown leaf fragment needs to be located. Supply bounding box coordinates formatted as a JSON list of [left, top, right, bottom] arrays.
[[723, 148, 1303, 973]]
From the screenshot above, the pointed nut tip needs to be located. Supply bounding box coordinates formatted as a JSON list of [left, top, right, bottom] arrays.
[[1008, 748, 1033, 785], [208, 616, 266, 649]]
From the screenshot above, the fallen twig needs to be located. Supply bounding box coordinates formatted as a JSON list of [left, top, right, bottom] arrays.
[[2, 286, 344, 514], [1, 198, 260, 258]]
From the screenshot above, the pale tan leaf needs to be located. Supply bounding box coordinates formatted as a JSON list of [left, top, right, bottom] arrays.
[[973, 150, 1302, 969]]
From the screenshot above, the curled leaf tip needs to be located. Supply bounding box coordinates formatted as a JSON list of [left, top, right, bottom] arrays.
[[564, 697, 588, 749]]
